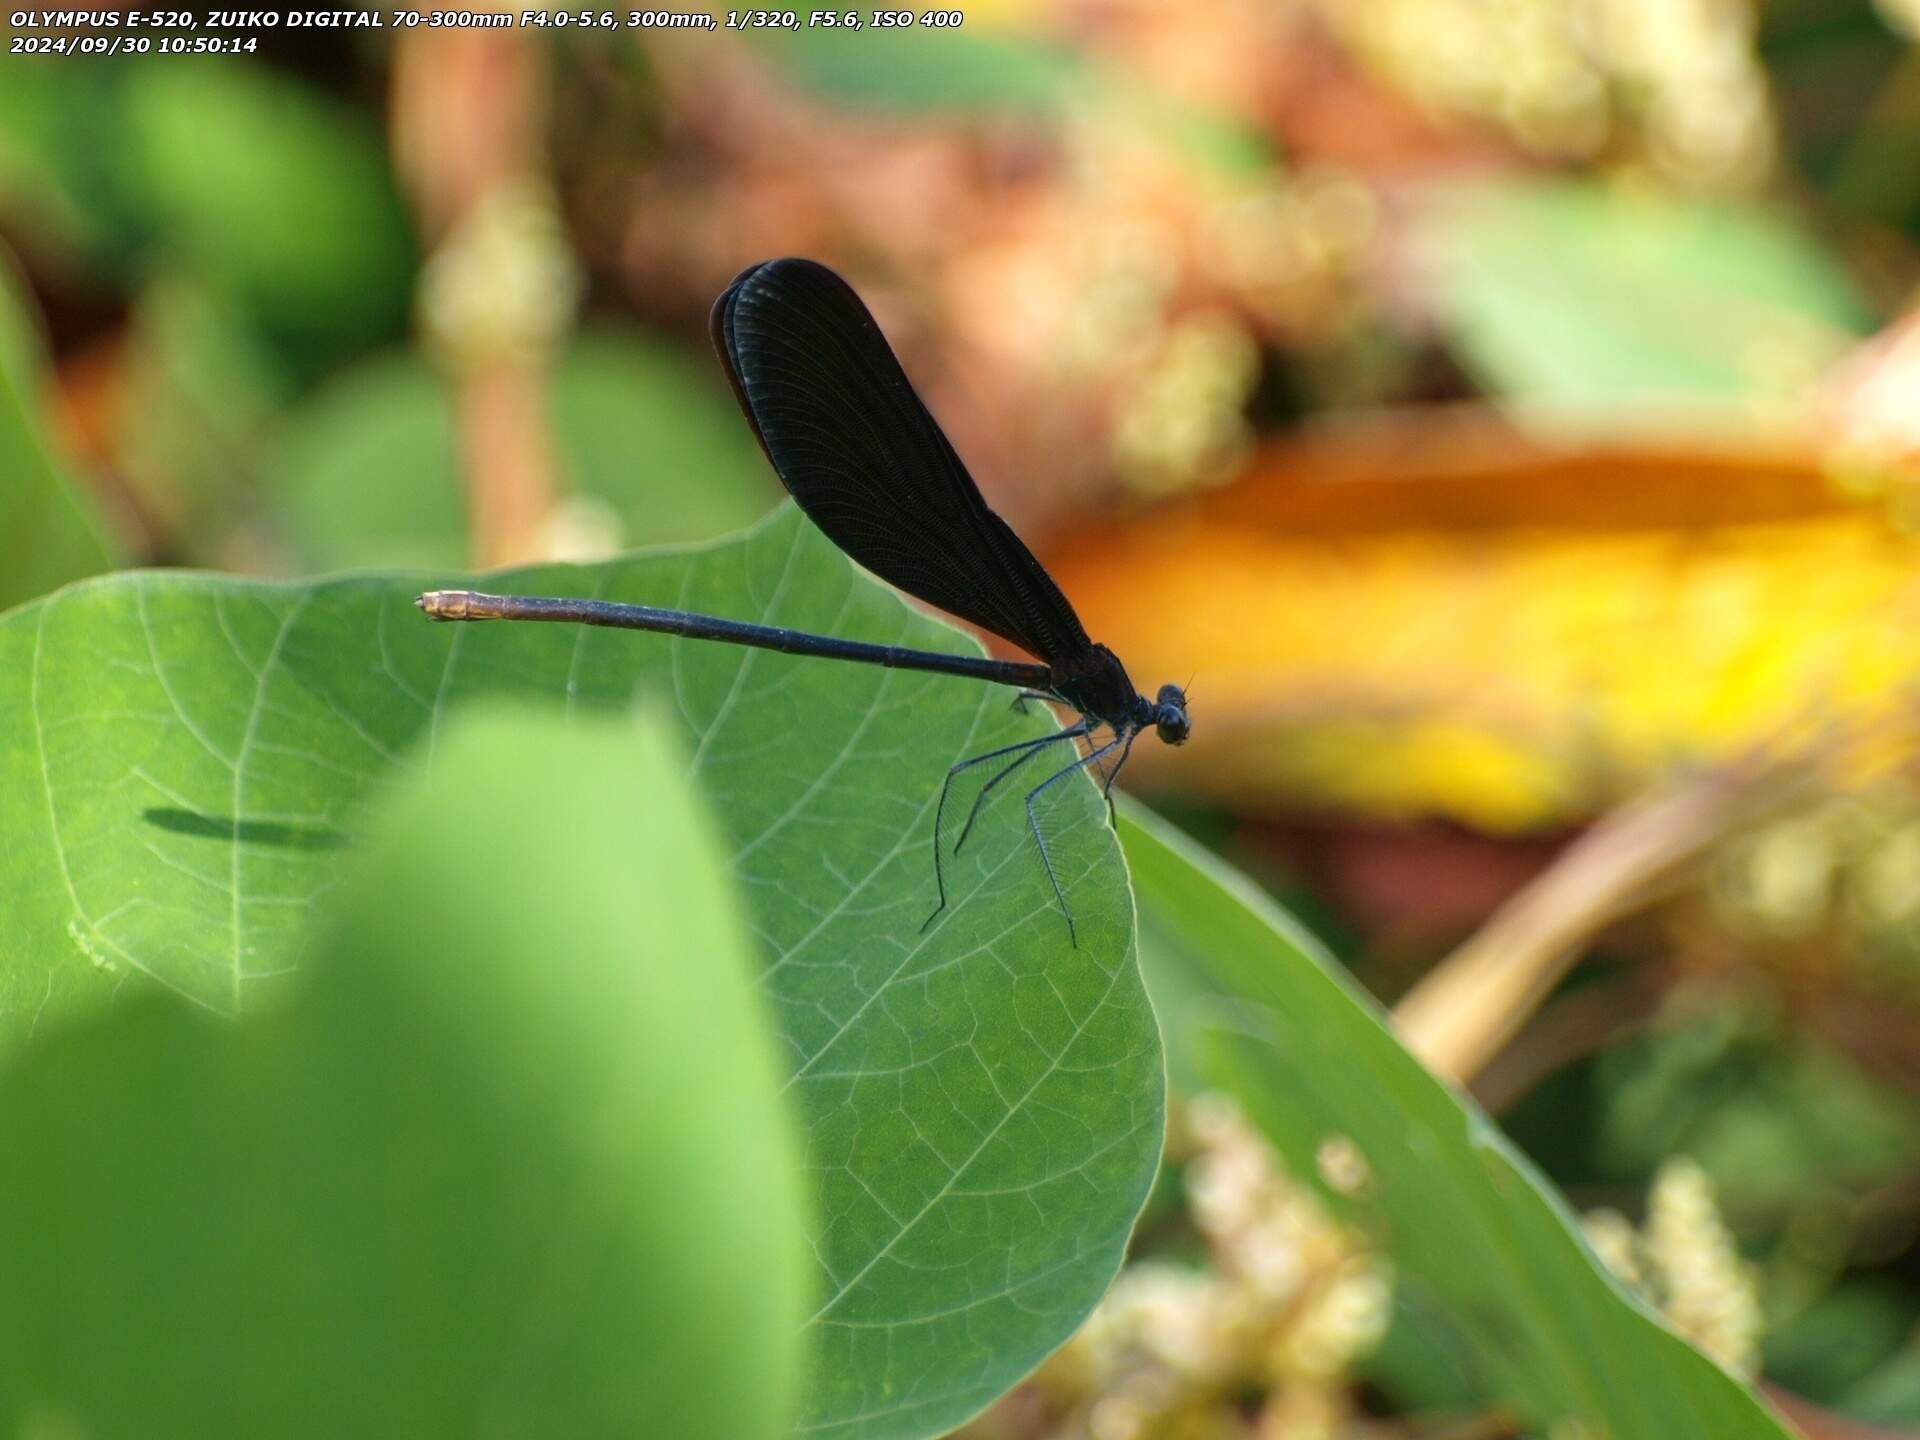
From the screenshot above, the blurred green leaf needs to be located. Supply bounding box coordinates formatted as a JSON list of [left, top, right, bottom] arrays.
[[1411, 179, 1873, 418], [266, 334, 777, 571], [0, 59, 135, 267], [1365, 1302, 1489, 1415], [1765, 1279, 1914, 1406], [0, 506, 1163, 1440], [0, 249, 116, 610], [1129, 92, 1275, 178], [116, 277, 291, 561], [1121, 801, 1795, 1440], [753, 25, 1273, 177], [1836, 1337, 1920, 1425], [119, 62, 412, 359], [547, 331, 778, 541], [1761, 0, 1919, 228], [0, 704, 808, 1438], [0, 245, 50, 401], [0, 361, 117, 617], [1593, 1001, 1920, 1213], [264, 348, 464, 570], [756, 25, 1084, 111]]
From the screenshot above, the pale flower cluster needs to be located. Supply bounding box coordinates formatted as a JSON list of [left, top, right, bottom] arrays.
[[1044, 124, 1373, 499], [1713, 785, 1920, 942], [417, 179, 582, 372], [1584, 1157, 1763, 1376], [1111, 315, 1261, 498], [1203, 171, 1379, 342], [1333, 0, 1775, 188], [1024, 1095, 1392, 1440]]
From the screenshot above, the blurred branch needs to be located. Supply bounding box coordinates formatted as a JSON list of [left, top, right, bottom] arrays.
[[391, 19, 575, 569], [1763, 1384, 1920, 1440], [1468, 972, 1665, 1114], [455, 358, 554, 569], [391, 23, 542, 234], [1393, 754, 1816, 1085]]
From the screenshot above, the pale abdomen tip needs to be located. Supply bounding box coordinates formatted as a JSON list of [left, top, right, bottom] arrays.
[[417, 590, 476, 620]]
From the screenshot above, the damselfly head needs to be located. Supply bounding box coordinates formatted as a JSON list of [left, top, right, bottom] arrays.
[[1152, 683, 1190, 745]]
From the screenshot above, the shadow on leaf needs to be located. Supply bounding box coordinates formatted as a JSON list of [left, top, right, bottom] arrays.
[[143, 808, 352, 852]]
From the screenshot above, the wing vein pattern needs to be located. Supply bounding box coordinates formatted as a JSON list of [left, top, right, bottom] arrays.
[[711, 258, 1095, 673]]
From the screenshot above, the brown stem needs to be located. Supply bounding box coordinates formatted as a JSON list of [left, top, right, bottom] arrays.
[[456, 359, 558, 569], [1393, 757, 1815, 1084], [391, 19, 562, 568]]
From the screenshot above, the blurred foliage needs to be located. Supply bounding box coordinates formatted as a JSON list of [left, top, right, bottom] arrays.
[[118, 64, 412, 357], [1591, 996, 1920, 1210], [265, 334, 774, 571], [0, 372, 115, 611], [7, 3, 1920, 1433], [1411, 179, 1872, 418], [0, 509, 1162, 1440], [963, 1091, 1395, 1440], [0, 247, 48, 396], [0, 269, 114, 610], [758, 25, 1086, 112], [1111, 805, 1792, 1438], [0, 57, 411, 363], [0, 704, 810, 1438]]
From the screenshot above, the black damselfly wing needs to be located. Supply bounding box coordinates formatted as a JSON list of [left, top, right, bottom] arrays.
[[711, 258, 1099, 672]]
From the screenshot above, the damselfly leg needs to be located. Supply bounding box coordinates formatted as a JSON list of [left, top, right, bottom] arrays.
[[923, 722, 1093, 932], [1023, 731, 1129, 948], [954, 723, 1109, 856], [1093, 726, 1143, 827]]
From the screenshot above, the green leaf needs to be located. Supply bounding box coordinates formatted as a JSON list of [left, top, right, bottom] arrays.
[[0, 58, 137, 266], [114, 277, 292, 561], [0, 244, 50, 402], [118, 62, 412, 358], [0, 704, 808, 1438], [0, 255, 117, 613], [546, 332, 778, 540], [0, 506, 1163, 1439], [265, 334, 778, 571], [1119, 801, 1795, 1440], [1835, 1333, 1920, 1426], [755, 26, 1086, 112], [1411, 179, 1874, 419], [0, 358, 117, 616], [1590, 1001, 1920, 1212], [1765, 1279, 1913, 1405], [262, 348, 464, 570], [751, 26, 1273, 176]]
